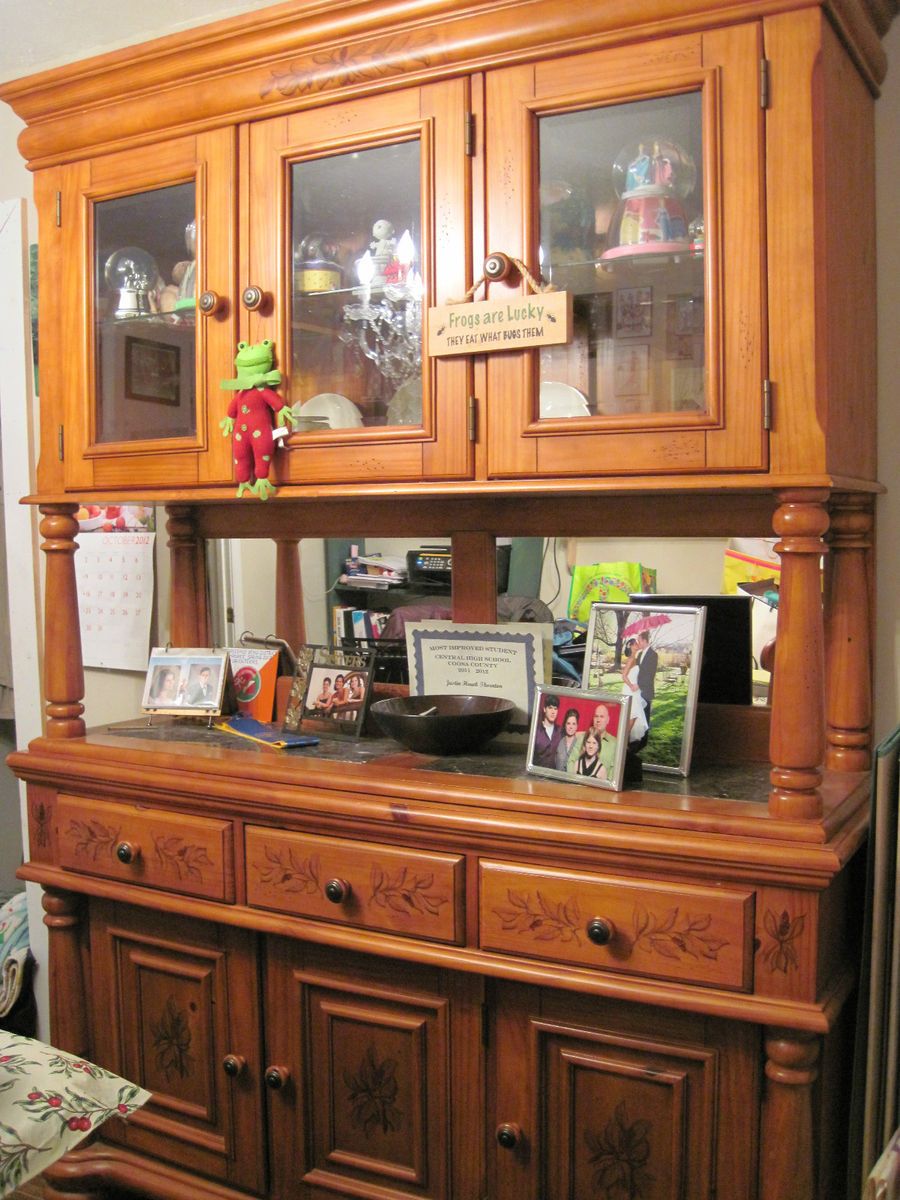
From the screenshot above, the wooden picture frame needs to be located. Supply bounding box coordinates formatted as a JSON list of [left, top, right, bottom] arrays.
[[526, 684, 630, 791], [298, 645, 375, 737], [582, 602, 706, 776]]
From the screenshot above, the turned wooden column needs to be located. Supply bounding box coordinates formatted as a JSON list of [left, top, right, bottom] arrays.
[[166, 504, 210, 646], [275, 537, 305, 651], [768, 490, 829, 819], [824, 494, 874, 772], [451, 531, 497, 623], [759, 1028, 820, 1200], [39, 504, 85, 739], [42, 888, 91, 1056]]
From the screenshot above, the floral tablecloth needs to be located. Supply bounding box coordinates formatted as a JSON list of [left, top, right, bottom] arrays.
[[0, 1033, 150, 1196]]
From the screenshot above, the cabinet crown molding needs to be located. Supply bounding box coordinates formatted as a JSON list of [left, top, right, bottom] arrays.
[[1, 0, 895, 169]]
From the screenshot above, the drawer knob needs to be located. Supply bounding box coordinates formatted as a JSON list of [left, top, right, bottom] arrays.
[[496, 1122, 522, 1150], [324, 878, 351, 904], [198, 289, 224, 315], [264, 1065, 290, 1090], [586, 917, 616, 946], [241, 284, 265, 311], [222, 1054, 246, 1078], [483, 251, 515, 282], [115, 841, 140, 864]]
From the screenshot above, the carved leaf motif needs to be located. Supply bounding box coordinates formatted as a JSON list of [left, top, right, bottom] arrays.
[[492, 889, 582, 944], [150, 996, 193, 1081], [343, 1045, 403, 1136], [761, 908, 806, 973], [66, 819, 120, 861], [632, 905, 727, 962], [584, 1101, 654, 1198], [260, 32, 435, 100], [153, 835, 213, 881], [255, 847, 320, 893], [368, 864, 448, 918]]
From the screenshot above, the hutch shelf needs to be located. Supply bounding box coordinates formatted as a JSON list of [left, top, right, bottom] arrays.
[[1, 0, 894, 1196]]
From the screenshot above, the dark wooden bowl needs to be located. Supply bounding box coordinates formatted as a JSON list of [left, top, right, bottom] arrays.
[[369, 694, 515, 755]]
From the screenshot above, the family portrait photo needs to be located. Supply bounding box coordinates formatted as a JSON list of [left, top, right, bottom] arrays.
[[526, 685, 630, 792], [582, 603, 706, 775]]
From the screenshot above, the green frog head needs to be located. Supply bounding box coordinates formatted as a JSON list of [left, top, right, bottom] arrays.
[[221, 339, 283, 390]]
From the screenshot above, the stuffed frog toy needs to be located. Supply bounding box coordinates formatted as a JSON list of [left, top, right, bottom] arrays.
[[220, 339, 295, 499]]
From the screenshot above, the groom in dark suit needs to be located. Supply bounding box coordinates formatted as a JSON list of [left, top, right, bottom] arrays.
[[636, 631, 659, 729]]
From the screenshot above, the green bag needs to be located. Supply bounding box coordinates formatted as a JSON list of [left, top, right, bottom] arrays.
[[567, 561, 657, 623]]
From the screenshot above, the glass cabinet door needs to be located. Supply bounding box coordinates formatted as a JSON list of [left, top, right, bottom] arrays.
[[248, 81, 472, 485], [290, 140, 424, 430], [484, 26, 766, 479], [94, 181, 198, 444], [60, 129, 236, 491]]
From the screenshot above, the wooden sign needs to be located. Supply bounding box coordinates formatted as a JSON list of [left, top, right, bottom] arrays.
[[427, 290, 572, 357]]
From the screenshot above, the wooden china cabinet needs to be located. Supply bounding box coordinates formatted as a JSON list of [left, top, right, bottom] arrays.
[[1, 0, 894, 1197]]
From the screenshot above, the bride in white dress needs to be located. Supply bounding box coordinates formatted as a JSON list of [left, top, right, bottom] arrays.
[[622, 639, 649, 743]]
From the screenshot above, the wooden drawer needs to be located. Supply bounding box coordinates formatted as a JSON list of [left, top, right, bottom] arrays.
[[57, 795, 234, 902], [246, 826, 464, 944], [479, 860, 755, 991]]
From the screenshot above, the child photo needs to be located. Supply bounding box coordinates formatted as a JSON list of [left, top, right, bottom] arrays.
[[141, 648, 228, 715]]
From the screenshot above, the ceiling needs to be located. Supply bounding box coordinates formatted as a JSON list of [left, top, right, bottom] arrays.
[[0, 0, 280, 84]]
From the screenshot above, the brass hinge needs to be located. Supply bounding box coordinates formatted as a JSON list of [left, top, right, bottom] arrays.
[[57, 424, 64, 461], [760, 58, 770, 109], [763, 379, 773, 430], [55, 190, 62, 227], [464, 112, 476, 157], [467, 395, 477, 442]]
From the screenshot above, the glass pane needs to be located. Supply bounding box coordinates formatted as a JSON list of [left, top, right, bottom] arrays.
[[538, 93, 704, 420], [94, 182, 197, 443], [290, 141, 423, 430]]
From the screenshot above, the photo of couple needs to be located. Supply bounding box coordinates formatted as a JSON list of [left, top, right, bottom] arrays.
[[583, 603, 706, 775], [527, 686, 630, 792]]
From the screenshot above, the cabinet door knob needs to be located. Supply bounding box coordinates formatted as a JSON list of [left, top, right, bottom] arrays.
[[264, 1065, 290, 1090], [198, 290, 224, 315], [324, 878, 351, 904], [241, 285, 265, 311], [586, 917, 616, 946], [496, 1122, 522, 1150], [222, 1054, 246, 1078], [115, 841, 140, 864], [483, 251, 515, 282]]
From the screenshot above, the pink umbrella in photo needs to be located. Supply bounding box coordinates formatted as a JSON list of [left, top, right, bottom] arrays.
[[623, 612, 672, 638]]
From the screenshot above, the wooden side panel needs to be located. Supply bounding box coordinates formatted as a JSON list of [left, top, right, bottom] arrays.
[[764, 10, 825, 477], [821, 20, 877, 481], [89, 902, 265, 1194]]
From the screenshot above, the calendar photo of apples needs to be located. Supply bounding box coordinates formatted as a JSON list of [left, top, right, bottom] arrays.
[[75, 503, 155, 533]]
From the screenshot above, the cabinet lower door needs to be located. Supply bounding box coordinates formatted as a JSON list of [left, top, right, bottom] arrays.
[[264, 939, 484, 1199], [89, 901, 266, 1193], [489, 982, 759, 1200]]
